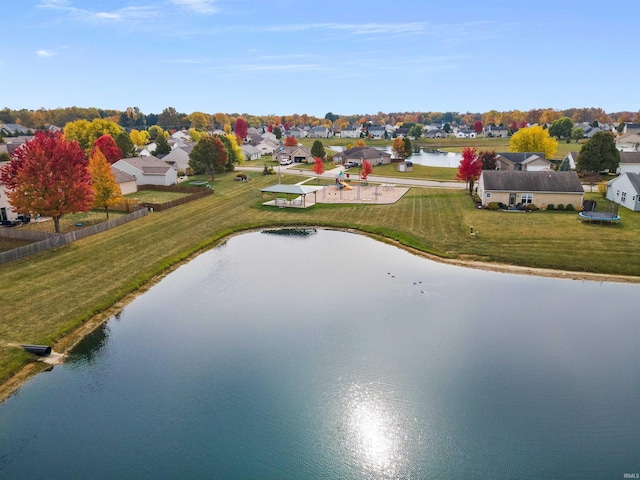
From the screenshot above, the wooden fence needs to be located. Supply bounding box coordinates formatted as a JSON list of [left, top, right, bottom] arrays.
[[0, 208, 148, 265], [137, 184, 214, 212]]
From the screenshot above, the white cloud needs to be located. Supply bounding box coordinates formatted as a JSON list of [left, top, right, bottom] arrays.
[[38, 1, 158, 22], [170, 0, 219, 14], [37, 49, 58, 58]]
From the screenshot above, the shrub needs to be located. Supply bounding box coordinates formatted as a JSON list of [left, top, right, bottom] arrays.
[[525, 203, 538, 211], [597, 181, 608, 198], [487, 202, 500, 210], [556, 204, 565, 211], [546, 204, 554, 210], [565, 203, 574, 211]]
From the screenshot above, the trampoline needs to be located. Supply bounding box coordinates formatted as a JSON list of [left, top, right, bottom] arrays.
[[578, 211, 620, 225]]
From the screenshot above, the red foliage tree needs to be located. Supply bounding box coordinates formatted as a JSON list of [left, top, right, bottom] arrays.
[[92, 134, 123, 164], [0, 132, 94, 233], [509, 121, 519, 134], [456, 147, 482, 195], [234, 117, 248, 144], [284, 136, 298, 147], [360, 160, 373, 181], [312, 157, 325, 178], [472, 120, 483, 134], [267, 124, 273, 133]]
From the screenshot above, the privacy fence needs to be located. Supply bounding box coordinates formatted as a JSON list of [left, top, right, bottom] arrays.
[[136, 184, 214, 212], [0, 208, 148, 265]]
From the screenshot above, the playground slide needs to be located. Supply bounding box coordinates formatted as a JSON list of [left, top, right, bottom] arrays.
[[339, 181, 352, 190]]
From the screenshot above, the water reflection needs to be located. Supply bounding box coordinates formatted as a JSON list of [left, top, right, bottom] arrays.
[[67, 322, 110, 366], [343, 383, 407, 477]]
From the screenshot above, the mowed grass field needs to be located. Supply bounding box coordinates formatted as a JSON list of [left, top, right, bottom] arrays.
[[1, 171, 639, 395]]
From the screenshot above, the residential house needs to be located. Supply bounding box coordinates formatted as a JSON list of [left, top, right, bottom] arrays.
[[332, 146, 391, 166], [308, 126, 331, 138], [477, 170, 584, 210], [606, 172, 640, 211], [255, 138, 280, 156], [111, 166, 138, 195], [262, 131, 278, 143], [112, 156, 177, 186], [276, 146, 313, 164], [288, 127, 308, 139], [616, 133, 640, 152], [139, 142, 157, 157], [0, 124, 31, 136], [162, 145, 194, 173], [495, 152, 552, 171], [484, 125, 508, 138], [455, 129, 476, 138], [394, 127, 410, 138], [340, 126, 361, 138], [424, 129, 448, 138], [240, 144, 261, 161], [618, 152, 640, 174], [0, 161, 18, 222], [367, 126, 386, 139], [623, 123, 640, 135]]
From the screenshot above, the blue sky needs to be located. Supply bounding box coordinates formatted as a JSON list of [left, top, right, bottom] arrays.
[[1, 0, 638, 118]]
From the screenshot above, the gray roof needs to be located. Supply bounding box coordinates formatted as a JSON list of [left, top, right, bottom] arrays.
[[627, 172, 640, 192], [496, 152, 546, 163], [111, 166, 136, 183], [335, 146, 390, 159], [260, 184, 323, 195], [481, 171, 584, 193], [620, 152, 640, 164]]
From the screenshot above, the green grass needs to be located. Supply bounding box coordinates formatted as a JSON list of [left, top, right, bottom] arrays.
[[125, 190, 192, 203], [1, 173, 639, 395], [19, 210, 125, 233], [372, 163, 459, 181]]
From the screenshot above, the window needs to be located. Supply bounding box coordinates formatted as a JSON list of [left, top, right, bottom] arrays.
[[486, 192, 492, 198], [621, 191, 627, 202], [521, 193, 533, 204]]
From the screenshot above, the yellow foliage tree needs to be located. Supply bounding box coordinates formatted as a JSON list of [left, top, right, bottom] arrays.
[[63, 119, 92, 151], [188, 112, 209, 130], [65, 119, 122, 153], [354, 139, 366, 147], [509, 125, 558, 159], [130, 129, 150, 147], [223, 123, 231, 134], [89, 148, 123, 219], [189, 128, 206, 142], [225, 133, 245, 165]]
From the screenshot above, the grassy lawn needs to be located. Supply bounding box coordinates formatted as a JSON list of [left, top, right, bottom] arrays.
[[372, 163, 459, 182], [18, 210, 125, 234], [125, 190, 192, 203], [0, 237, 32, 252], [1, 171, 639, 396]]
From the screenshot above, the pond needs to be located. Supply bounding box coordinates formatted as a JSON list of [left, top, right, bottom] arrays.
[[0, 230, 638, 479], [330, 146, 461, 167]]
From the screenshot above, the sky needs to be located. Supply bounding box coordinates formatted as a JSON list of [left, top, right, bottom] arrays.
[[1, 0, 638, 118]]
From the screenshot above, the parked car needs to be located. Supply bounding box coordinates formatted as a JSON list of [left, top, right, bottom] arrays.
[[280, 158, 293, 165], [343, 161, 358, 169]]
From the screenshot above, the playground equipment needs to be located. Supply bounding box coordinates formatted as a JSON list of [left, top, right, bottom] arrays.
[[337, 181, 352, 190]]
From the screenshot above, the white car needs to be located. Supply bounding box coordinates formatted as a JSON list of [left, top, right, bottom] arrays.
[[280, 158, 293, 165]]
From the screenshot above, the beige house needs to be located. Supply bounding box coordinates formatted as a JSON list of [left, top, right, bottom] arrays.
[[477, 171, 584, 210], [332, 146, 392, 166], [495, 152, 552, 171], [111, 166, 138, 195]]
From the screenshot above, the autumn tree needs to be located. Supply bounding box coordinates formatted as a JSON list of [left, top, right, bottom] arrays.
[[312, 156, 325, 178], [311, 140, 326, 159], [188, 112, 209, 130], [354, 139, 366, 148], [188, 136, 227, 179], [148, 125, 164, 141], [284, 136, 298, 147], [273, 126, 282, 139], [64, 118, 122, 153], [158, 107, 183, 129], [115, 131, 136, 158], [89, 148, 122, 219], [92, 134, 122, 164], [408, 124, 423, 139], [234, 118, 248, 143], [473, 120, 483, 134], [478, 150, 497, 170], [509, 125, 558, 159], [0, 132, 93, 233], [360, 160, 373, 181], [456, 147, 482, 195], [392, 137, 407, 160], [577, 132, 620, 174], [217, 133, 244, 170], [130, 129, 150, 147]]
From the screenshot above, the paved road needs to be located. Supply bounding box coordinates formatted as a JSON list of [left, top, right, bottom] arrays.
[[235, 163, 467, 189]]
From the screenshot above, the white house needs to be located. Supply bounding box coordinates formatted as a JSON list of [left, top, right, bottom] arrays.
[[240, 144, 261, 161], [0, 161, 19, 222], [455, 129, 476, 138], [255, 139, 280, 156], [340, 126, 361, 138], [111, 166, 138, 195], [495, 152, 552, 171], [161, 145, 193, 173], [112, 156, 177, 186], [618, 152, 640, 174], [606, 172, 640, 211]]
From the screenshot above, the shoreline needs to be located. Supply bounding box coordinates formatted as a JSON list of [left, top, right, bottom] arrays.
[[1, 226, 638, 404]]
